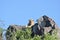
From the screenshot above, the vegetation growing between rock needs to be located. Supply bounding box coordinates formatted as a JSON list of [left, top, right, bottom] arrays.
[[6, 28, 58, 40]]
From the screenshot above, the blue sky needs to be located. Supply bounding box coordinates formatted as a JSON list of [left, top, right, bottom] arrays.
[[0, 0, 60, 29]]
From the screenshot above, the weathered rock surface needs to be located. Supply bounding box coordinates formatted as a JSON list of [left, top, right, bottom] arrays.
[[6, 19, 35, 40], [27, 19, 34, 28], [6, 15, 60, 40], [31, 15, 60, 38], [6, 24, 27, 40]]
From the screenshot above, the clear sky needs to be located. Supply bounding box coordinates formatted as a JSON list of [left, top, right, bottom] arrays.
[[0, 0, 60, 29]]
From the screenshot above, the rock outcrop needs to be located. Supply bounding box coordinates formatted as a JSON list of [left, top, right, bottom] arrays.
[[31, 15, 60, 38], [6, 19, 35, 40], [6, 24, 27, 40], [6, 15, 60, 40]]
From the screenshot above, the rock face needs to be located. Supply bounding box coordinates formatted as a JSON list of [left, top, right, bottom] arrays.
[[6, 19, 35, 40], [6, 15, 60, 40], [6, 25, 27, 40], [31, 15, 60, 37], [27, 19, 34, 28]]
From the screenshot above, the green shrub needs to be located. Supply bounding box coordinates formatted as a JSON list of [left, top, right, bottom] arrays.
[[9, 28, 58, 40]]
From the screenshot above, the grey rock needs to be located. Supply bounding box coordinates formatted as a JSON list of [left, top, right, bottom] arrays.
[[6, 24, 26, 40], [31, 15, 60, 37]]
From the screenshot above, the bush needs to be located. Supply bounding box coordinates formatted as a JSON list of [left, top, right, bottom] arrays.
[[9, 28, 58, 40]]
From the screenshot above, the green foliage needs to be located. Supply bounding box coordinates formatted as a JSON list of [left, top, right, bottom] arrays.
[[0, 27, 3, 34], [15, 28, 32, 40], [44, 33, 57, 40], [9, 28, 58, 40]]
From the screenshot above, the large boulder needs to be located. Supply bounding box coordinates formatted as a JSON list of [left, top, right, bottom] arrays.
[[31, 15, 60, 38], [6, 19, 35, 40], [6, 24, 27, 40]]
